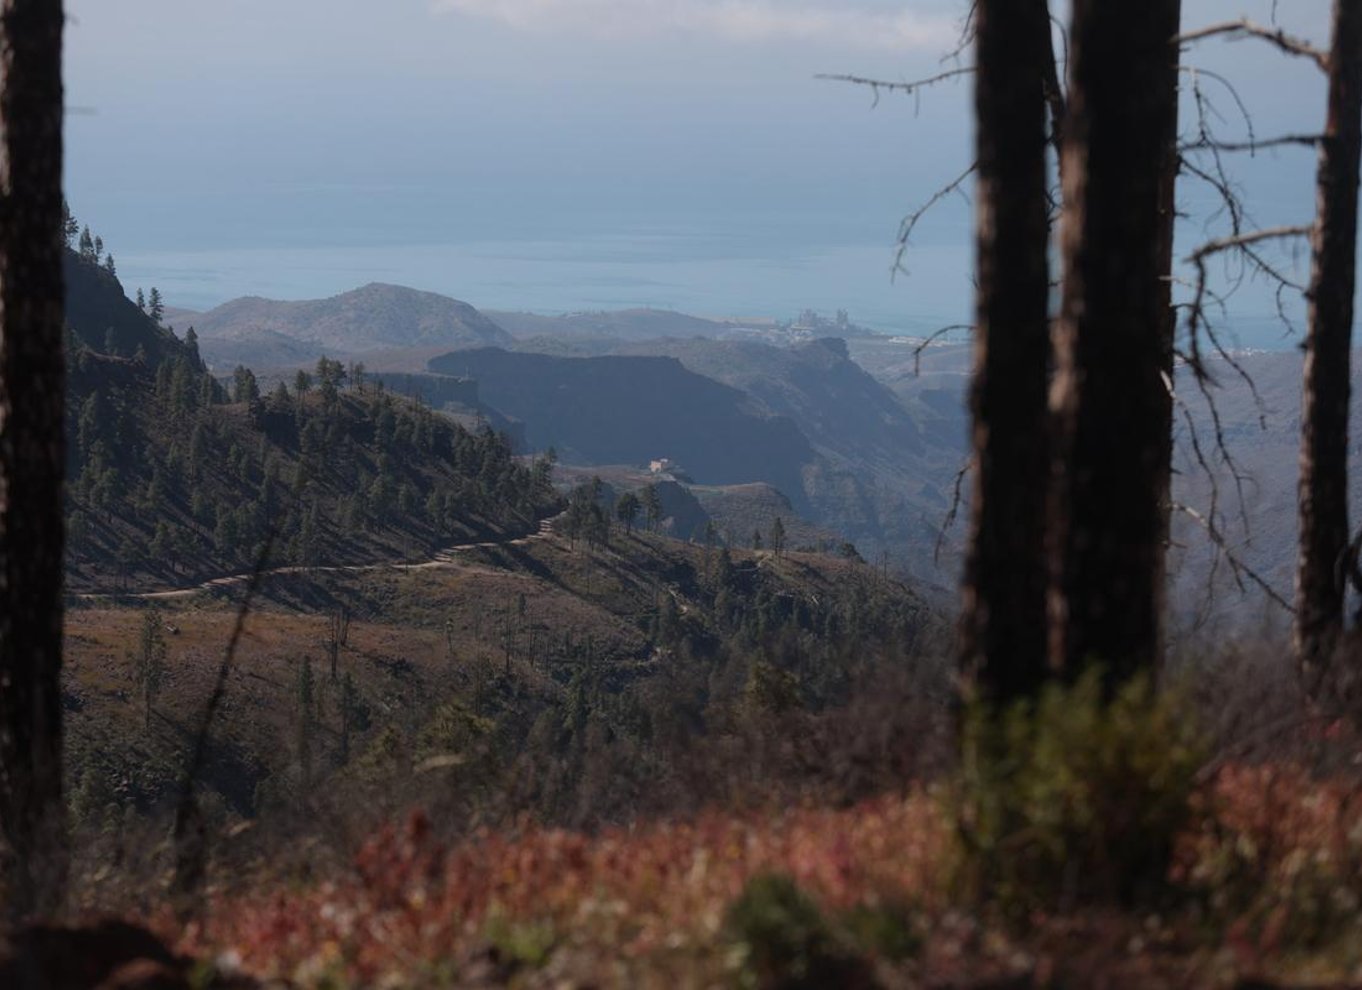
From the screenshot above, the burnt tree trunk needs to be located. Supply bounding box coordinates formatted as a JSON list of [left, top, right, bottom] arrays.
[[1296, 0, 1362, 695], [1048, 0, 1182, 685], [959, 0, 1053, 703], [1153, 1, 1183, 664], [0, 0, 67, 919]]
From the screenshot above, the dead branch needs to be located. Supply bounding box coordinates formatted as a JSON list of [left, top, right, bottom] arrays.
[[913, 324, 973, 376], [815, 67, 974, 111], [171, 527, 279, 911], [1173, 502, 1294, 612], [934, 456, 973, 567], [1177, 18, 1329, 71], [1195, 711, 1334, 784], [1182, 133, 1324, 154], [1186, 224, 1314, 265], [894, 161, 977, 278]]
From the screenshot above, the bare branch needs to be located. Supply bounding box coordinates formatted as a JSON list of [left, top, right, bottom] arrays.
[[913, 324, 973, 376], [171, 527, 279, 911], [816, 68, 974, 110], [894, 161, 977, 278], [1173, 502, 1294, 612], [1182, 133, 1323, 154], [1185, 224, 1314, 264], [934, 456, 972, 567], [1177, 18, 1329, 71]]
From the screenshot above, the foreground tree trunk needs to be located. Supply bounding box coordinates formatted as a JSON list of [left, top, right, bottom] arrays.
[[1048, 1, 1182, 685], [1153, 1, 1183, 664], [0, 0, 67, 919], [959, 0, 1053, 703], [1296, 0, 1362, 695]]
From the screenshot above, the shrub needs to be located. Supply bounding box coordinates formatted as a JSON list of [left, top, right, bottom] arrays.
[[950, 667, 1206, 920], [725, 873, 872, 989], [1179, 763, 1362, 957]]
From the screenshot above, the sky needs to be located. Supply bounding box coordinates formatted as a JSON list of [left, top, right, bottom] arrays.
[[65, 0, 1334, 344]]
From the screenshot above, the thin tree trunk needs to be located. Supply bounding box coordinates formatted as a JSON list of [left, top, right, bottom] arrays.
[[959, 0, 1053, 703], [1048, 0, 1182, 686], [1296, 0, 1362, 695], [0, 0, 67, 920]]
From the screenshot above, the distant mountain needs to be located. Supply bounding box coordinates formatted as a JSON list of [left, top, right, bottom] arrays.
[[486, 308, 727, 341], [180, 283, 514, 369]]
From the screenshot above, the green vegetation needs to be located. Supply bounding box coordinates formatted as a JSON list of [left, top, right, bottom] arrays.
[[951, 669, 1206, 920]]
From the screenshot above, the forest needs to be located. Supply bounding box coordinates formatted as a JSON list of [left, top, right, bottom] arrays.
[[5, 1, 1362, 988]]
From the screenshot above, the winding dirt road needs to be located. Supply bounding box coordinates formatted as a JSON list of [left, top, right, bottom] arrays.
[[72, 514, 563, 604]]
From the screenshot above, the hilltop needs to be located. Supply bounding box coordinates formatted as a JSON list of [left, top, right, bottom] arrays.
[[168, 283, 513, 368]]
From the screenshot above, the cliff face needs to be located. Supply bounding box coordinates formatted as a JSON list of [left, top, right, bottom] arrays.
[[427, 348, 815, 513]]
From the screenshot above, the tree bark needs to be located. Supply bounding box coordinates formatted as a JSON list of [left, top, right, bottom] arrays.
[[1048, 0, 1182, 686], [959, 0, 1053, 703], [1296, 0, 1362, 695], [0, 0, 67, 919], [1153, 1, 1184, 668]]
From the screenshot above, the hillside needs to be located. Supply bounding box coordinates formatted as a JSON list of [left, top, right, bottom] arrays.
[[65, 358, 556, 593], [62, 265, 558, 594], [173, 283, 514, 369], [62, 524, 932, 834], [646, 337, 966, 582], [64, 250, 189, 366], [841, 335, 1362, 624], [426, 347, 816, 508], [468, 335, 969, 581]]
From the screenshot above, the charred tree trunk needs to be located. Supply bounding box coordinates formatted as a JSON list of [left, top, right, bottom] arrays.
[[1048, 1, 1182, 686], [959, 0, 1053, 703], [1154, 1, 1184, 664], [1296, 0, 1362, 695], [0, 0, 67, 919]]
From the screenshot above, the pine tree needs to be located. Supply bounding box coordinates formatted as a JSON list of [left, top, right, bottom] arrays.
[[615, 491, 640, 534], [132, 610, 168, 730], [147, 286, 164, 324], [61, 198, 77, 246], [641, 483, 663, 532], [768, 516, 786, 557]]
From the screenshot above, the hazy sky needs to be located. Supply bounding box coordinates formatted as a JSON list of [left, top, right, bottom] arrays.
[[65, 0, 1334, 342]]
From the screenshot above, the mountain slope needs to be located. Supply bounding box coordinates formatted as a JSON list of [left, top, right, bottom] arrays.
[[62, 272, 558, 594], [584, 336, 968, 581], [64, 250, 189, 366], [426, 347, 815, 509]]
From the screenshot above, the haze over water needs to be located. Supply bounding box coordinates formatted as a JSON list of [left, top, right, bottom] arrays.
[[67, 0, 1331, 349]]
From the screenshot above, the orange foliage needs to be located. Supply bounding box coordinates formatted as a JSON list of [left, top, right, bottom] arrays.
[[173, 792, 946, 984]]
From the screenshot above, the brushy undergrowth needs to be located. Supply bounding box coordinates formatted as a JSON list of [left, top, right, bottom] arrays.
[[129, 669, 1362, 986], [1178, 762, 1362, 965], [950, 668, 1207, 920]]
